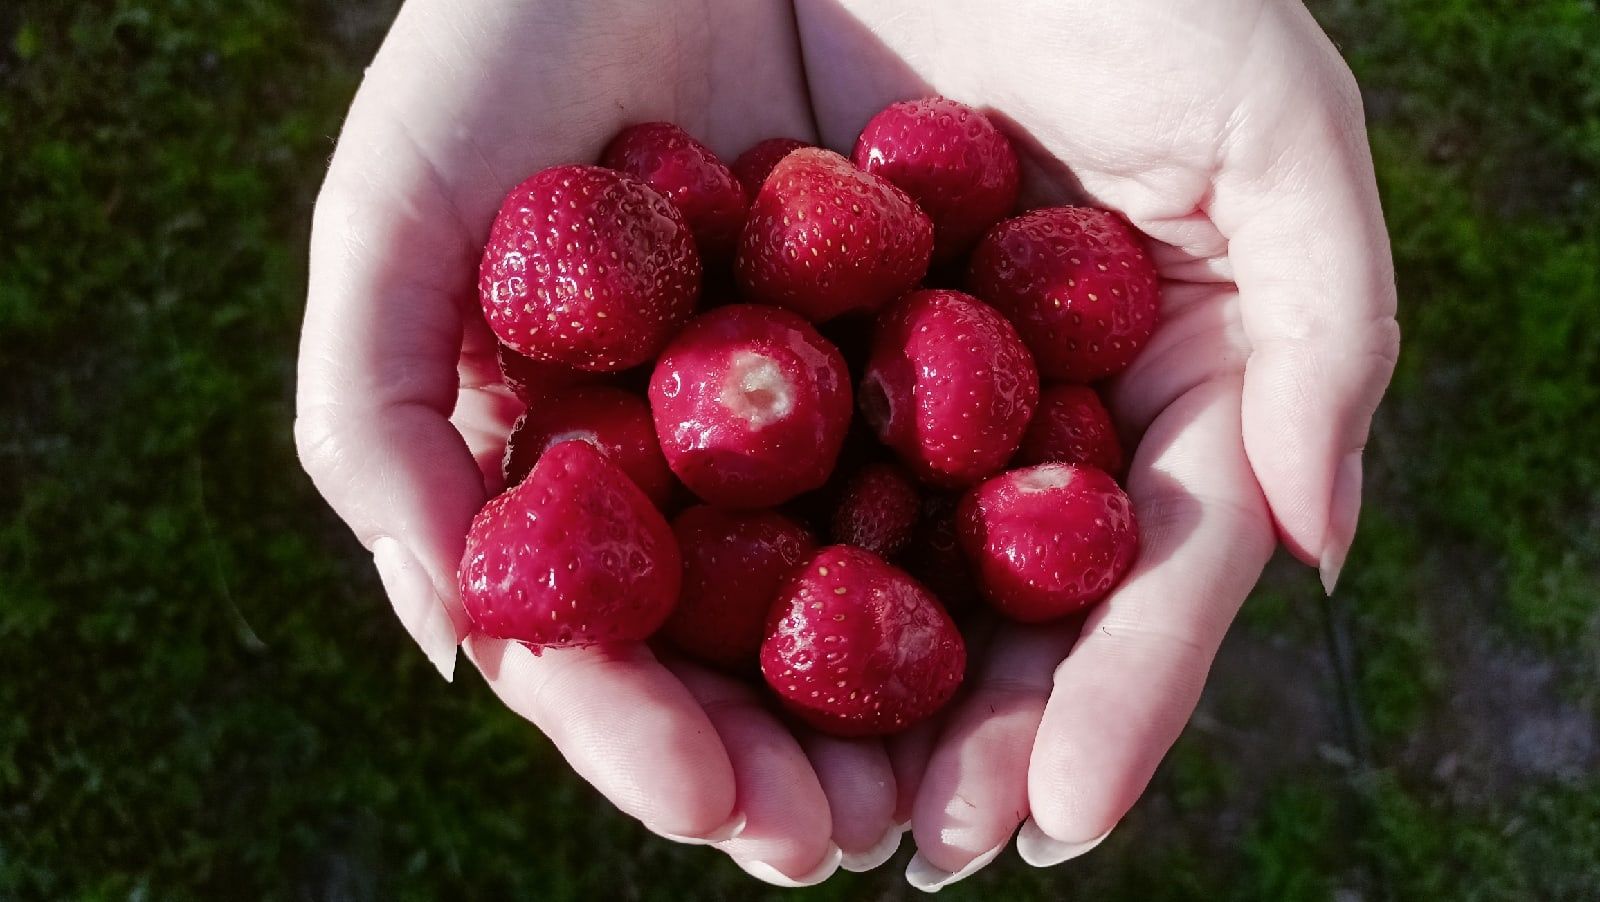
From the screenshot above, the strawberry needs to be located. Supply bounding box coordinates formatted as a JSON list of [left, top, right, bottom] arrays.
[[478, 165, 701, 372], [661, 506, 815, 672], [760, 545, 965, 736], [730, 137, 810, 199], [830, 462, 921, 558], [902, 492, 982, 616], [1015, 384, 1126, 477], [503, 386, 675, 508], [967, 206, 1160, 382], [458, 441, 681, 646], [495, 343, 589, 405], [601, 122, 749, 262], [649, 304, 852, 508], [852, 97, 1019, 263], [735, 148, 933, 322], [860, 289, 1040, 487], [958, 463, 1138, 623]]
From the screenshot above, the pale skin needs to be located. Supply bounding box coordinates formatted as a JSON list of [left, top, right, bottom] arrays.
[[297, 0, 1399, 890]]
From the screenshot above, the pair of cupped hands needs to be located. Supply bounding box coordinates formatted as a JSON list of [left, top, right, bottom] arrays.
[[297, 0, 1399, 890]]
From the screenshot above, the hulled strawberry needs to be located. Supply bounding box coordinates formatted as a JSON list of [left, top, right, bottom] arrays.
[[601, 122, 749, 261], [1015, 384, 1126, 477], [458, 441, 681, 646], [502, 386, 675, 507], [861, 289, 1039, 487], [852, 97, 1019, 262], [967, 206, 1160, 382], [661, 506, 815, 672], [649, 304, 852, 508], [730, 137, 810, 199], [736, 148, 933, 322], [479, 165, 700, 372], [829, 462, 921, 558], [760, 545, 965, 736], [958, 463, 1138, 622]]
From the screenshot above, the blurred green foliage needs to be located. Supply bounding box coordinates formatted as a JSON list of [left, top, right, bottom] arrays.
[[2, 0, 1596, 898]]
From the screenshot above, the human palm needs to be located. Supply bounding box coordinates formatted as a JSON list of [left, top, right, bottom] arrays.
[[298, 0, 1397, 888]]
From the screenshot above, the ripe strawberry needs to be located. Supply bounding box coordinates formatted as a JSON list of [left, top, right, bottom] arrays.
[[830, 462, 921, 558], [1015, 384, 1125, 477], [649, 304, 852, 508], [503, 386, 675, 508], [967, 206, 1160, 382], [735, 148, 933, 322], [601, 122, 749, 261], [458, 441, 681, 646], [861, 289, 1039, 487], [661, 506, 815, 672], [958, 463, 1138, 622], [495, 343, 589, 405], [761, 545, 965, 736], [902, 492, 982, 616], [852, 97, 1019, 263], [730, 137, 810, 199], [479, 165, 700, 372]]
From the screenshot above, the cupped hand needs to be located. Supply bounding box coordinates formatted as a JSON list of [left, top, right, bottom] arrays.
[[297, 0, 1398, 890]]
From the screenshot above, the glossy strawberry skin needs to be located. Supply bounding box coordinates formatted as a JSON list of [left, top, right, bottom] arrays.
[[495, 343, 590, 405], [1015, 384, 1126, 477], [661, 506, 815, 672], [601, 122, 749, 261], [458, 441, 681, 647], [861, 289, 1040, 488], [649, 304, 853, 508], [958, 463, 1138, 623], [967, 206, 1160, 382], [852, 97, 1019, 263], [760, 545, 966, 737], [479, 165, 701, 372], [502, 386, 675, 508], [735, 148, 933, 322], [829, 462, 921, 559], [730, 137, 810, 199]]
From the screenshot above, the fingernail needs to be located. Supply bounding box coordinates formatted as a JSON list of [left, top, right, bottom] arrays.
[[904, 838, 1007, 892], [732, 843, 842, 888], [656, 811, 746, 846], [372, 537, 461, 681], [1015, 817, 1113, 867], [1320, 450, 1364, 595], [840, 822, 908, 873]]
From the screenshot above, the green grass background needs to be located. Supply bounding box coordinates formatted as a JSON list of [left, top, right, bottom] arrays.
[[3, 1, 1597, 898]]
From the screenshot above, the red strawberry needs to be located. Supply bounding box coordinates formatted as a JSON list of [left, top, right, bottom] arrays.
[[902, 492, 982, 616], [958, 463, 1138, 623], [458, 441, 681, 646], [861, 289, 1039, 487], [503, 386, 675, 508], [601, 122, 749, 261], [735, 148, 933, 322], [495, 343, 589, 405], [661, 506, 815, 672], [830, 462, 921, 558], [967, 206, 1160, 382], [1015, 384, 1126, 477], [852, 97, 1019, 263], [730, 137, 810, 199], [649, 304, 852, 508], [760, 545, 965, 736], [479, 165, 701, 372]]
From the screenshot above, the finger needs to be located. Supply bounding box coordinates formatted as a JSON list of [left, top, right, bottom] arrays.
[[797, 732, 899, 872], [1206, 6, 1399, 589], [886, 718, 939, 826], [466, 638, 740, 842], [663, 659, 840, 887], [903, 621, 1078, 891], [1023, 377, 1275, 864]]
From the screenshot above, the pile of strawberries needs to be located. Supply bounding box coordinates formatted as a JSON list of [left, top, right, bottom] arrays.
[[462, 98, 1158, 738]]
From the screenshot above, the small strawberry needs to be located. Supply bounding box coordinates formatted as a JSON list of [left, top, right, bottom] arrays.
[[852, 97, 1019, 262], [601, 122, 749, 261], [503, 386, 675, 508], [736, 148, 933, 322], [861, 289, 1040, 487], [479, 165, 700, 372], [958, 463, 1138, 623], [495, 343, 589, 405], [661, 506, 815, 672], [649, 304, 852, 508], [458, 441, 681, 646], [967, 206, 1160, 382], [730, 137, 810, 199], [761, 545, 965, 736], [1015, 384, 1126, 477], [830, 462, 921, 558]]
